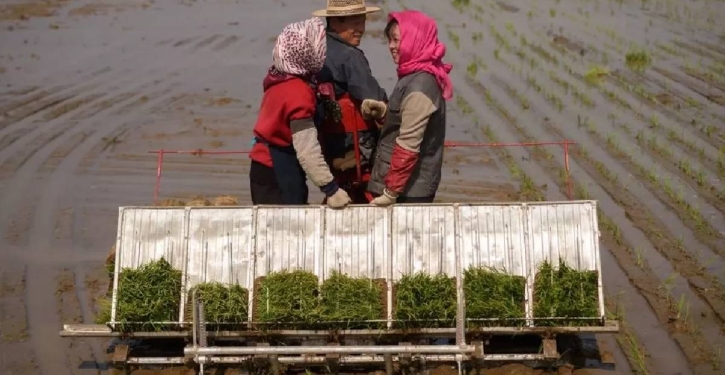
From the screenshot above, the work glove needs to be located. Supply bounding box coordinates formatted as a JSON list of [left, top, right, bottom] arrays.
[[327, 188, 352, 208], [332, 150, 357, 171], [370, 188, 398, 207], [361, 99, 387, 120]]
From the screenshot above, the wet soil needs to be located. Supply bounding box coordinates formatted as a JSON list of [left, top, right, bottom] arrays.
[[2, 0, 725, 374]]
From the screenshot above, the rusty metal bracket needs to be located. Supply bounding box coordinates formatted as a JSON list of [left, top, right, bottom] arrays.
[[471, 340, 484, 360], [543, 338, 559, 360], [398, 341, 412, 372], [111, 344, 131, 375], [253, 342, 283, 375], [384, 353, 394, 375], [253, 342, 270, 369], [111, 344, 130, 364], [325, 342, 341, 374]]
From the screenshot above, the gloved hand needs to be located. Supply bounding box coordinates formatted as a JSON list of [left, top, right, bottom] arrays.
[[370, 188, 398, 207], [327, 188, 352, 208], [332, 150, 357, 171], [361, 99, 387, 120]]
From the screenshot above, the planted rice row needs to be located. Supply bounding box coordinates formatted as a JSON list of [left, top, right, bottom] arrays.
[[101, 258, 599, 331]]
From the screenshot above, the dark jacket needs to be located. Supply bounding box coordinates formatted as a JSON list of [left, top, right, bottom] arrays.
[[316, 31, 387, 102], [315, 31, 388, 169]]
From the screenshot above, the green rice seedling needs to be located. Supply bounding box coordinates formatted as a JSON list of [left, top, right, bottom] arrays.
[[464, 267, 525, 327], [254, 269, 320, 330], [447, 29, 461, 50], [94, 297, 112, 325], [192, 282, 249, 328], [466, 61, 478, 78], [394, 272, 456, 328], [114, 257, 183, 332], [451, 0, 470, 12], [584, 66, 609, 85], [319, 271, 385, 329], [625, 49, 652, 73], [533, 259, 599, 326]]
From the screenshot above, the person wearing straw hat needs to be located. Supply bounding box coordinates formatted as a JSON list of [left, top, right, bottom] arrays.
[[311, 0, 389, 204]]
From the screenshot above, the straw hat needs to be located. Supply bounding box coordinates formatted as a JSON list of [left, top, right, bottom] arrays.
[[312, 0, 381, 17]]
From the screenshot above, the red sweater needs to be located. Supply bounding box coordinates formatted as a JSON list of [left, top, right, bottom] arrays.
[[250, 74, 316, 167]]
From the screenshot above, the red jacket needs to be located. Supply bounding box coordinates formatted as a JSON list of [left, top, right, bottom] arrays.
[[250, 74, 316, 167]]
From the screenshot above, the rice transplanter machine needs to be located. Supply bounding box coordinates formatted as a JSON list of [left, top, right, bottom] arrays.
[[59, 200, 619, 374]]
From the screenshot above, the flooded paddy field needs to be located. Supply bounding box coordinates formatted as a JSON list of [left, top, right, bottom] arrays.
[[1, 0, 724, 374]]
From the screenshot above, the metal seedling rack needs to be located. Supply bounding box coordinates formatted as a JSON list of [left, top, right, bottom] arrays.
[[60, 201, 619, 372]]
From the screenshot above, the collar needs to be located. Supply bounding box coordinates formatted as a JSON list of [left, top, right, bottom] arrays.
[[327, 31, 362, 51]]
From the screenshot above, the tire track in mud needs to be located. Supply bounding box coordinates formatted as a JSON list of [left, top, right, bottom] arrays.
[[0, 36, 228, 175], [4, 36, 264, 375], [604, 70, 725, 173], [425, 0, 725, 372], [509, 24, 725, 256], [516, 1, 725, 136], [0, 265, 37, 374], [0, 67, 113, 131], [0, 33, 255, 374], [0, 35, 211, 143]]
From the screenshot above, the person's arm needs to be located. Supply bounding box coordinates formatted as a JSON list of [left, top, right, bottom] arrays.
[[288, 90, 339, 197], [341, 52, 387, 102], [383, 91, 437, 194]]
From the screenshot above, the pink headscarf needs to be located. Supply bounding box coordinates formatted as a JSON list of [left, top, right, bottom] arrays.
[[389, 10, 453, 100]]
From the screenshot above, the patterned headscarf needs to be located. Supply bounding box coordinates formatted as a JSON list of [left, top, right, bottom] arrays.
[[271, 17, 327, 77]]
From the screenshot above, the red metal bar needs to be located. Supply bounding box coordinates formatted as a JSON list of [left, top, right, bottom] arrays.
[[148, 150, 251, 155], [564, 141, 572, 200], [147, 140, 577, 202], [154, 150, 165, 204], [443, 140, 574, 148]]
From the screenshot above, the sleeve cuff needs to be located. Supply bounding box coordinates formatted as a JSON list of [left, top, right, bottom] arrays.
[[320, 181, 339, 197], [384, 144, 419, 193]]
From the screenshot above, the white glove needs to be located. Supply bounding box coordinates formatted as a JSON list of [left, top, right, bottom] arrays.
[[361, 99, 387, 120], [370, 189, 397, 207], [327, 188, 352, 208]]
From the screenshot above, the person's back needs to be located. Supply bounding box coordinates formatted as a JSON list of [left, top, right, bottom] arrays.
[[251, 76, 316, 169]]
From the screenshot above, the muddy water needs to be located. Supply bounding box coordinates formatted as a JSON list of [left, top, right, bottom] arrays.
[[492, 3, 725, 270], [3, 0, 724, 374]]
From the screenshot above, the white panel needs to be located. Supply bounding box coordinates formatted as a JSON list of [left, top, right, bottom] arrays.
[[254, 206, 322, 277], [528, 201, 599, 271], [109, 201, 605, 327], [322, 206, 389, 280], [186, 207, 254, 290], [458, 204, 527, 276], [390, 205, 456, 280], [116, 207, 187, 271]]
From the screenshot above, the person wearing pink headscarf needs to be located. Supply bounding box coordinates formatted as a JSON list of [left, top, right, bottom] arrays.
[[363, 9, 453, 206]]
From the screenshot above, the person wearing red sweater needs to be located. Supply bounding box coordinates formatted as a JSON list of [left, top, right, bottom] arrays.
[[249, 17, 351, 208], [364, 10, 453, 206]]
